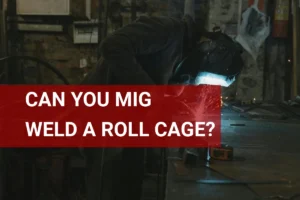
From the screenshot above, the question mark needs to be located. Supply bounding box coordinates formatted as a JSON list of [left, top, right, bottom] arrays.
[[206, 122, 215, 137]]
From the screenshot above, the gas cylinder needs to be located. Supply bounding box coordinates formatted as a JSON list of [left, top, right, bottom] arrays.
[[273, 0, 290, 38]]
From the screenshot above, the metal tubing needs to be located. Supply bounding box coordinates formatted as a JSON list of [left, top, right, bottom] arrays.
[[0, 150, 5, 200], [97, 0, 103, 59], [292, 0, 299, 98], [0, 4, 7, 198], [0, 9, 8, 84], [0, 10, 7, 57], [103, 0, 109, 38], [131, 0, 137, 22]]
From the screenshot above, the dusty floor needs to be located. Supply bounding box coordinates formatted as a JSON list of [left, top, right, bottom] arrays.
[[143, 105, 300, 200]]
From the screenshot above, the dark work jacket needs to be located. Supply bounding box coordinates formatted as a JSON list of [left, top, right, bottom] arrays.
[[81, 15, 201, 85], [82, 15, 202, 200]]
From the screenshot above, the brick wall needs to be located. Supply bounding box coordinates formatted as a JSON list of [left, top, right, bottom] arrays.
[[18, 0, 169, 85], [21, 33, 97, 84]]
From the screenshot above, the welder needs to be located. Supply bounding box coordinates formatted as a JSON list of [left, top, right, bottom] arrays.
[[81, 3, 245, 200]]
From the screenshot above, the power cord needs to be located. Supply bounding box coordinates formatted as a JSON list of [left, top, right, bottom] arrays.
[[0, 55, 69, 84]]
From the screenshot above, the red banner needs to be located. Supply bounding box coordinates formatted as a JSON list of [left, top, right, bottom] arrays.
[[0, 85, 221, 147]]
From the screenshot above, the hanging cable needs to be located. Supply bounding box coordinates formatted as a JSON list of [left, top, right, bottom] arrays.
[[97, 0, 103, 59], [0, 55, 69, 84], [96, 0, 111, 195]]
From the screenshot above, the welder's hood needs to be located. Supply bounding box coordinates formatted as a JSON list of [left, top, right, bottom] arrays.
[[173, 32, 244, 87]]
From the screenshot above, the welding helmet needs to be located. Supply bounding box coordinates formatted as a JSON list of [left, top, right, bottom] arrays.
[[172, 30, 244, 87]]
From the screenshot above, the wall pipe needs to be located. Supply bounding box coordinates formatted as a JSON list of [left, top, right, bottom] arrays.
[[97, 0, 103, 59], [131, 0, 137, 22], [292, 0, 299, 98], [0, 1, 6, 197]]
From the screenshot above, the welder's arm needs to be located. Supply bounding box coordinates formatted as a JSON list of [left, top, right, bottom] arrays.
[[100, 16, 183, 85]]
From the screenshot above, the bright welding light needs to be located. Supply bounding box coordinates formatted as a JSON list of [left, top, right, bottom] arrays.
[[194, 72, 236, 87]]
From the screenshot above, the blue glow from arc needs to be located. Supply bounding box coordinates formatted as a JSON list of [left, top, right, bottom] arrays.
[[195, 72, 236, 87]]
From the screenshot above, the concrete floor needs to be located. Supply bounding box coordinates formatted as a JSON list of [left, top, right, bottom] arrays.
[[164, 107, 300, 200]]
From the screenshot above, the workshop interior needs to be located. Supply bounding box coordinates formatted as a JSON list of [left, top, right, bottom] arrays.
[[0, 0, 300, 200]]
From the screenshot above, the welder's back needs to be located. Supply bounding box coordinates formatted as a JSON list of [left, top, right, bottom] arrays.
[[81, 16, 193, 85]]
